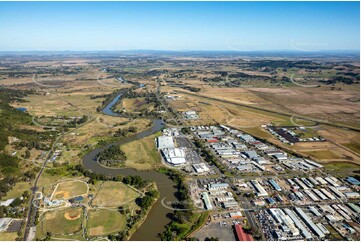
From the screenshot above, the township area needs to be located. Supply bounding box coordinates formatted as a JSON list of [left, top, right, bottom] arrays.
[[0, 52, 359, 241]]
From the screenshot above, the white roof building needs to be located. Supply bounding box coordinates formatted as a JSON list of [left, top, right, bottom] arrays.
[[162, 148, 186, 166], [157, 136, 175, 149], [0, 198, 15, 207], [0, 218, 12, 232]]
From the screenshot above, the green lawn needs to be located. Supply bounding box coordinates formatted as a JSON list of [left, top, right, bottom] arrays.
[[87, 209, 126, 237], [92, 181, 140, 207], [0, 232, 19, 241], [341, 142, 360, 154], [3, 181, 32, 199], [324, 162, 359, 170]]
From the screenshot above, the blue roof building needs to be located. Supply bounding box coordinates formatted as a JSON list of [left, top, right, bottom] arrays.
[[345, 177, 360, 186], [269, 179, 282, 192]]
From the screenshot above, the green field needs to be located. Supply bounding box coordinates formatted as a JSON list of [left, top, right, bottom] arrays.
[[293, 127, 319, 139], [3, 181, 32, 199], [341, 142, 360, 154], [92, 181, 140, 207], [0, 232, 19, 241], [324, 162, 360, 171], [120, 133, 161, 170], [52, 180, 88, 200], [303, 150, 341, 160], [87, 209, 127, 237], [41, 207, 83, 235]]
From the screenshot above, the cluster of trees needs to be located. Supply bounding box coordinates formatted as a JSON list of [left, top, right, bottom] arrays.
[[114, 126, 137, 137], [322, 76, 355, 85], [67, 115, 88, 126], [0, 152, 37, 199], [136, 189, 159, 210], [0, 190, 30, 218], [71, 164, 150, 190], [110, 188, 157, 242], [158, 168, 196, 241], [250, 60, 318, 69], [203, 76, 225, 83], [122, 90, 161, 109], [181, 86, 201, 92], [0, 88, 48, 150], [122, 175, 148, 189], [96, 145, 126, 167]]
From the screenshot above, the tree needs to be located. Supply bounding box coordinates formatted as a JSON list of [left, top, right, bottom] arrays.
[[25, 149, 31, 159], [10, 197, 22, 207]]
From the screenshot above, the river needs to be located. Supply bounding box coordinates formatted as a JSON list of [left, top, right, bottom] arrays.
[[82, 92, 177, 240]]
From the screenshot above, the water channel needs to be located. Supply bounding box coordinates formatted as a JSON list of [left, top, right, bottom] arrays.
[[82, 93, 177, 240]]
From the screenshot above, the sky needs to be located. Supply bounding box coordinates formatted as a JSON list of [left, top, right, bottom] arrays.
[[0, 1, 359, 51]]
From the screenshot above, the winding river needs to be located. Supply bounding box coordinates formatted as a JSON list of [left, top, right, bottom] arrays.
[[82, 93, 177, 240]]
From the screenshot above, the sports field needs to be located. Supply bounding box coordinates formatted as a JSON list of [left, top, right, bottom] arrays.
[[51, 180, 88, 200], [92, 181, 140, 207], [87, 209, 127, 237], [41, 207, 83, 235]]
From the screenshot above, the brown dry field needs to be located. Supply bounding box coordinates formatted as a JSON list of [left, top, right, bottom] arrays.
[[197, 85, 360, 128], [4, 60, 359, 166], [164, 85, 359, 164]]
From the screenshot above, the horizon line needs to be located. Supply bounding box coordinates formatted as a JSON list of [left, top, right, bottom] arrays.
[[0, 49, 359, 53]]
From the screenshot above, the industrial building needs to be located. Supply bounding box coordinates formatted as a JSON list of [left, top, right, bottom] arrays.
[[344, 192, 360, 199], [192, 163, 210, 173], [284, 208, 312, 240], [293, 178, 309, 190], [269, 179, 282, 192], [315, 177, 328, 185], [157, 136, 175, 149], [345, 177, 360, 186], [208, 183, 229, 191], [161, 148, 186, 166], [250, 180, 268, 197], [294, 207, 325, 239], [313, 189, 328, 200], [235, 224, 254, 241], [328, 186, 345, 199], [320, 188, 336, 200], [0, 218, 12, 232], [347, 203, 360, 214], [202, 192, 213, 210]]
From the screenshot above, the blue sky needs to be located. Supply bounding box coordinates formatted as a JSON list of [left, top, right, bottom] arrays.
[[0, 1, 359, 51]]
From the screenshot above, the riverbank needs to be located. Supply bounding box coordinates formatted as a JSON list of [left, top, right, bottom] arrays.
[[125, 182, 160, 240], [82, 88, 178, 240]]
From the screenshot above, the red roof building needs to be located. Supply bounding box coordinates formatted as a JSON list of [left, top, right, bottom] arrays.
[[235, 224, 254, 241]]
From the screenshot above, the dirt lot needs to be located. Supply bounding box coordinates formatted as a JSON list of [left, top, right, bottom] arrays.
[[194, 221, 237, 241]]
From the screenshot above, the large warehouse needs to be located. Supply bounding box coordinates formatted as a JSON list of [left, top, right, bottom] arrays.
[[161, 148, 186, 166], [157, 136, 175, 149]]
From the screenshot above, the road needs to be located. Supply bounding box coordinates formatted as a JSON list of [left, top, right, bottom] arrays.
[[23, 85, 95, 240]]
